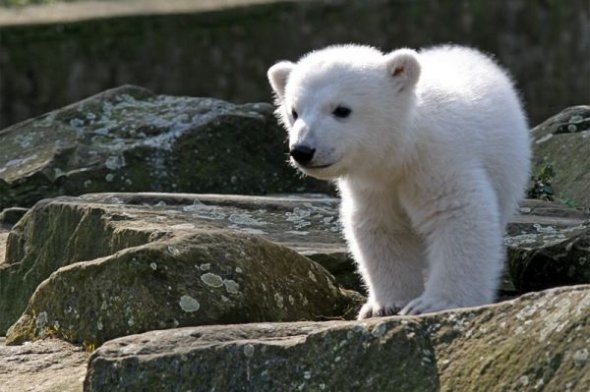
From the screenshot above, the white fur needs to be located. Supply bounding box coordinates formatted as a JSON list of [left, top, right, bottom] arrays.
[[267, 44, 531, 317]]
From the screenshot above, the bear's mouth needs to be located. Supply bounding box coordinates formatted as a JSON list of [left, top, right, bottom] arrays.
[[301, 162, 334, 170]]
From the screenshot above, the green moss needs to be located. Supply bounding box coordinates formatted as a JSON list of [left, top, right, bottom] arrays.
[[528, 158, 555, 201]]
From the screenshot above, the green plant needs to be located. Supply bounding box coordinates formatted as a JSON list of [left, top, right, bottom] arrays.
[[528, 158, 555, 201]]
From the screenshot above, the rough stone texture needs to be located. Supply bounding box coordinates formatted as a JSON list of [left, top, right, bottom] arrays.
[[3, 193, 362, 344], [0, 229, 8, 266], [505, 200, 590, 295], [0, 337, 88, 392], [3, 193, 589, 341], [0, 206, 28, 226], [507, 221, 590, 293], [531, 106, 590, 209], [0, 85, 330, 210], [1, 0, 589, 129], [84, 285, 590, 392]]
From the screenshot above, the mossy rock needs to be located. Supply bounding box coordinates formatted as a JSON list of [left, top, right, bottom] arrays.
[[1, 193, 363, 339], [84, 285, 590, 392], [0, 85, 331, 210], [506, 221, 590, 293], [6, 231, 360, 347], [530, 106, 590, 209]]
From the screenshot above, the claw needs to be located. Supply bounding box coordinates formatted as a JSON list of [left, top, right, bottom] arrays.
[[399, 295, 460, 315], [357, 302, 402, 320]]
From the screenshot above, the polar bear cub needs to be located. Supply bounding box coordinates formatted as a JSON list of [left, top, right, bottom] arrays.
[[267, 45, 530, 317]]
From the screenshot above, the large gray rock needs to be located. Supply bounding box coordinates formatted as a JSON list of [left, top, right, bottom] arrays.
[[3, 193, 361, 345], [530, 105, 590, 208], [0, 85, 330, 210], [84, 285, 590, 392]]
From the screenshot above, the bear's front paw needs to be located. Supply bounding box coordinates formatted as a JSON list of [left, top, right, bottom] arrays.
[[399, 295, 460, 315], [357, 301, 404, 320]]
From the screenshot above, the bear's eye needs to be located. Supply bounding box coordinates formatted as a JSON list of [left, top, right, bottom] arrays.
[[333, 106, 352, 118], [291, 109, 298, 120]]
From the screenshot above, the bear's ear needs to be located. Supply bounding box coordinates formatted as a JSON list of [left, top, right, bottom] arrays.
[[384, 49, 421, 92], [267, 61, 295, 100]]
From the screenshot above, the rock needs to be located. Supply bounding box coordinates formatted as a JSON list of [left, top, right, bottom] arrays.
[[0, 207, 28, 227], [0, 228, 8, 266], [3, 193, 589, 339], [530, 106, 590, 208], [507, 199, 590, 293], [0, 85, 330, 210], [0, 336, 88, 392], [84, 285, 590, 392], [3, 193, 362, 344], [507, 220, 590, 293]]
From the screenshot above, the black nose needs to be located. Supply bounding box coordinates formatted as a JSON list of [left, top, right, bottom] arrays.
[[289, 144, 316, 164]]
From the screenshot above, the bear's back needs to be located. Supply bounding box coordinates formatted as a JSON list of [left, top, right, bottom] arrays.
[[417, 45, 519, 111]]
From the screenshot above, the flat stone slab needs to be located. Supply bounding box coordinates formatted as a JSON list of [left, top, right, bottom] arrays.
[[0, 337, 88, 392], [85, 285, 590, 392]]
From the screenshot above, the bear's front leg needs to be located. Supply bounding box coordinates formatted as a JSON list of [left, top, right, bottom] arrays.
[[346, 219, 426, 319], [399, 173, 504, 315]]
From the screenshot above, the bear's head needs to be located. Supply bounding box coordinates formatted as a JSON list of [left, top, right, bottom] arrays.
[[267, 44, 421, 180]]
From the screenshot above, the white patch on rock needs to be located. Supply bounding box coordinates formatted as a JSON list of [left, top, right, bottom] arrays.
[[179, 295, 200, 312], [223, 279, 240, 294], [286, 207, 312, 229], [243, 343, 255, 358], [35, 311, 48, 329], [228, 213, 267, 226], [535, 134, 553, 144], [231, 227, 267, 235], [150, 262, 157, 270], [171, 223, 195, 230], [4, 154, 38, 168], [201, 273, 224, 288], [274, 293, 284, 308], [285, 231, 309, 236], [183, 202, 227, 220], [538, 297, 572, 341], [573, 348, 588, 367], [308, 270, 318, 282], [167, 246, 180, 256], [199, 263, 211, 271], [105, 155, 126, 170], [371, 322, 388, 338]]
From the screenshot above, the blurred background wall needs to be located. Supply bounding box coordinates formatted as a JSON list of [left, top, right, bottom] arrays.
[[0, 0, 589, 128]]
